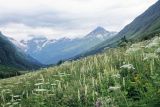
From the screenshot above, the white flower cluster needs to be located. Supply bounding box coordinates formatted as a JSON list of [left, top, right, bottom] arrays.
[[120, 64, 135, 70], [130, 43, 143, 48], [108, 85, 121, 91], [34, 89, 48, 92], [126, 43, 145, 54], [112, 73, 121, 78], [145, 42, 159, 48], [143, 53, 159, 60], [126, 47, 141, 54], [155, 48, 160, 54], [145, 37, 160, 48]]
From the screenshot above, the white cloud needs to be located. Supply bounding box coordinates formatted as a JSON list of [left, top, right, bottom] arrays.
[[0, 0, 158, 41], [0, 23, 87, 41]]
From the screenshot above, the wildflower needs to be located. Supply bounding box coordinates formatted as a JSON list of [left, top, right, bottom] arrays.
[[37, 79, 44, 81], [5, 91, 12, 94], [66, 74, 71, 76], [145, 37, 160, 48], [143, 53, 158, 60], [120, 64, 135, 70], [126, 47, 141, 54], [25, 82, 31, 85], [14, 82, 23, 85], [112, 74, 121, 78], [105, 97, 113, 103], [34, 83, 43, 86], [5, 89, 12, 92], [51, 83, 57, 86], [131, 44, 141, 48], [95, 92, 98, 96], [53, 74, 59, 77], [155, 48, 160, 54], [108, 85, 121, 91], [6, 102, 11, 105], [59, 72, 71, 77], [53, 73, 71, 77], [85, 85, 88, 96], [13, 95, 21, 98], [34, 89, 48, 92], [78, 89, 80, 101], [13, 102, 19, 105], [145, 42, 159, 48], [127, 43, 143, 53], [152, 37, 160, 43], [59, 73, 65, 75], [17, 99, 21, 101], [140, 46, 146, 48], [47, 94, 55, 96], [55, 80, 61, 82]]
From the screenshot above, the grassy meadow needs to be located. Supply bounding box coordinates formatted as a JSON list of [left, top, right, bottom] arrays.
[[0, 36, 160, 107]]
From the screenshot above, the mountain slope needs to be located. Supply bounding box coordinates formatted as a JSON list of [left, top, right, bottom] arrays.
[[82, 1, 160, 56], [0, 32, 42, 70], [19, 27, 116, 64]]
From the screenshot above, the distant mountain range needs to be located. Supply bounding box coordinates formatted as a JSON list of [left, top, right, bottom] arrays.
[[0, 32, 42, 70], [79, 0, 160, 57], [14, 27, 116, 64]]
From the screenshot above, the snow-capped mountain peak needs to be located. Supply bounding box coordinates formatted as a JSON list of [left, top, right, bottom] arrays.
[[87, 27, 108, 36], [85, 26, 116, 40]]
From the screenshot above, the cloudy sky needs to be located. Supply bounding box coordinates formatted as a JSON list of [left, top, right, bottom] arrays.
[[0, 0, 158, 41]]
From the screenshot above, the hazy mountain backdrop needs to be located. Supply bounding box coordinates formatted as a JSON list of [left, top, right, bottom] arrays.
[[13, 27, 116, 64]]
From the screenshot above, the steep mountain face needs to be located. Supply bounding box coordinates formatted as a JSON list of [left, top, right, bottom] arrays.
[[82, 0, 160, 56], [19, 27, 116, 64], [0, 32, 42, 70]]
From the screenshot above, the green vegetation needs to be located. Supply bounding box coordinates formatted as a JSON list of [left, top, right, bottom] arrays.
[[0, 65, 21, 79], [1, 36, 160, 107]]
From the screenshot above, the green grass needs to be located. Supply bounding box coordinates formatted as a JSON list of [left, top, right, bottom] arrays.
[[1, 36, 160, 107]]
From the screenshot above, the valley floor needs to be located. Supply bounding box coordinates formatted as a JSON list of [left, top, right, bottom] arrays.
[[1, 36, 160, 107]]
